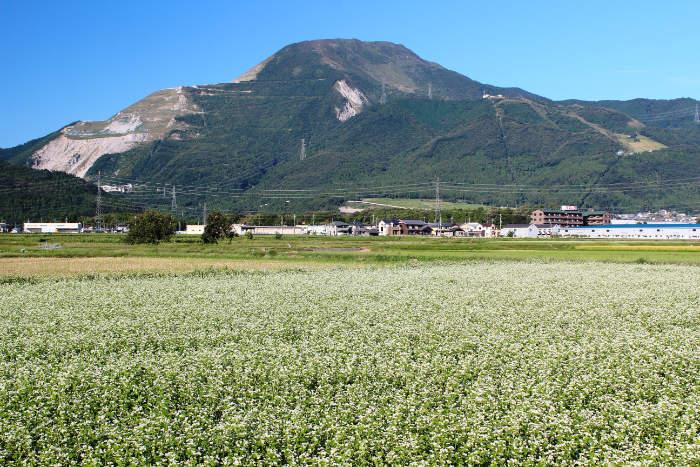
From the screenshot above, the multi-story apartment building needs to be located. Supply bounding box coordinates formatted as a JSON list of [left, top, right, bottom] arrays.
[[530, 209, 584, 227], [531, 209, 611, 226]]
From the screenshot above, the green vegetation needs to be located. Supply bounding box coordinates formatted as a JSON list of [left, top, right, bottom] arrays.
[[0, 160, 132, 225], [349, 198, 488, 210], [561, 97, 699, 129], [201, 210, 236, 243], [1, 262, 698, 463], [615, 133, 667, 152], [0, 234, 698, 273], [125, 210, 176, 244], [2, 40, 699, 217]]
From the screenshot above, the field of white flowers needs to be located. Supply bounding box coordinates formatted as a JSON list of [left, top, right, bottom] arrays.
[[1, 262, 698, 464]]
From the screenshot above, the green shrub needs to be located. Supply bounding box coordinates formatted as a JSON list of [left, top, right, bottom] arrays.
[[125, 210, 176, 244]]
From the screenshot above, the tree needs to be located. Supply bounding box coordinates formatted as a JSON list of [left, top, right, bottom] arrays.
[[202, 211, 234, 243], [125, 210, 176, 244]]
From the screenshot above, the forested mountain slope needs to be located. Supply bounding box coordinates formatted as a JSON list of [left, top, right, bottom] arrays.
[[0, 161, 126, 225], [2, 39, 699, 214]]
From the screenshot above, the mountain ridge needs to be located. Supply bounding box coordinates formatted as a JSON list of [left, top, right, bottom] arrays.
[[1, 38, 699, 215]]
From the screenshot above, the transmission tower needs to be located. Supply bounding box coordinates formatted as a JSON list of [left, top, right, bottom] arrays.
[[171, 186, 177, 213], [95, 171, 103, 231], [300, 138, 306, 161], [428, 82, 432, 100], [434, 178, 442, 228], [695, 103, 699, 123], [202, 202, 207, 225], [380, 82, 387, 104]]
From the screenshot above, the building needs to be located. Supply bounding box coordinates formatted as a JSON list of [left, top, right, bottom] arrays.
[[348, 221, 366, 236], [482, 222, 499, 238], [183, 224, 205, 235], [533, 224, 560, 236], [581, 211, 611, 225], [559, 224, 700, 240], [234, 224, 305, 236], [399, 220, 432, 236], [23, 222, 82, 233], [430, 223, 464, 237], [501, 224, 560, 238], [531, 209, 611, 226], [378, 219, 401, 236], [302, 225, 327, 235], [0, 222, 7, 233], [501, 224, 536, 238], [530, 209, 584, 227], [326, 221, 352, 236]]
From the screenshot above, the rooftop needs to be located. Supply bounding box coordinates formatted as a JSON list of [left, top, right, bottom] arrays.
[[564, 224, 698, 229]]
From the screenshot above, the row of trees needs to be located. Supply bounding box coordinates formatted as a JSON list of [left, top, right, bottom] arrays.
[[125, 210, 239, 244]]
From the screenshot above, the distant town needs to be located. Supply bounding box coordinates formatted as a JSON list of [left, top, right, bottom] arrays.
[[6, 206, 698, 240]]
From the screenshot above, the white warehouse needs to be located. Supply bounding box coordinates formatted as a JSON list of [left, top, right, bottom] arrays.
[[559, 224, 700, 240], [23, 223, 82, 233]]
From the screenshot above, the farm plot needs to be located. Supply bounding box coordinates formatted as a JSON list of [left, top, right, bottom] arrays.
[[0, 262, 698, 464]]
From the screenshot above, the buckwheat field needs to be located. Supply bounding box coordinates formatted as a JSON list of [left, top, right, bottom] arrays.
[[1, 261, 698, 464]]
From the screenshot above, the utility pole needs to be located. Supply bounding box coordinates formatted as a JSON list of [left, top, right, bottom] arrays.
[[202, 202, 207, 225], [499, 213, 502, 230], [171, 186, 177, 213], [95, 171, 103, 231], [300, 138, 306, 161], [435, 178, 442, 228], [380, 82, 387, 105]]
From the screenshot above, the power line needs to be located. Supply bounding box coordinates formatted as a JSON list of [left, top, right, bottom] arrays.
[[171, 186, 177, 213], [95, 171, 103, 231], [435, 177, 441, 227]]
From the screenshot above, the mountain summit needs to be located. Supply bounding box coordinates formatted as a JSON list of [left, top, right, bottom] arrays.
[[233, 39, 541, 103], [2, 39, 698, 213]]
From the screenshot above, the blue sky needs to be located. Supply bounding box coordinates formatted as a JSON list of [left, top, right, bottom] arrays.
[[1, 0, 699, 148]]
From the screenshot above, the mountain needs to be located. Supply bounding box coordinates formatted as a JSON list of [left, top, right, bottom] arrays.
[[2, 39, 699, 214], [558, 98, 699, 129], [0, 160, 128, 225]]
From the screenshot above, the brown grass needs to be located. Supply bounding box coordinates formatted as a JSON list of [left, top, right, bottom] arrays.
[[0, 257, 310, 276]]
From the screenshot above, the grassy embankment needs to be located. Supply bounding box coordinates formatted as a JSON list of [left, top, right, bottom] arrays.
[[0, 233, 698, 276]]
